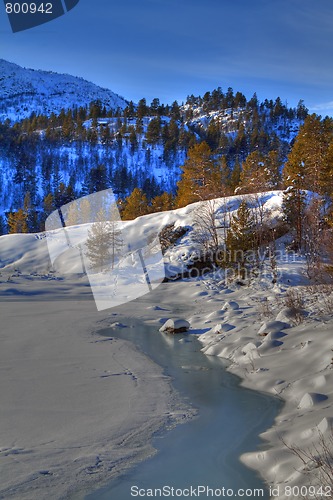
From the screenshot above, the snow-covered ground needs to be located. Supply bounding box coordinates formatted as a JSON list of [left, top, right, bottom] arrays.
[[0, 275, 192, 499], [1, 191, 332, 499]]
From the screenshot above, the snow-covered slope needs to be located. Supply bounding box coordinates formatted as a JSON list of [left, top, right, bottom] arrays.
[[0, 59, 128, 121], [0, 191, 284, 274]]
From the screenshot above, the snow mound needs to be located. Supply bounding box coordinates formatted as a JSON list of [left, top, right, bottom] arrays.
[[264, 331, 287, 341], [317, 417, 333, 434], [311, 375, 327, 389], [258, 340, 284, 352], [242, 342, 260, 355], [275, 307, 307, 324], [298, 393, 328, 409], [258, 320, 290, 336], [221, 301, 240, 311]]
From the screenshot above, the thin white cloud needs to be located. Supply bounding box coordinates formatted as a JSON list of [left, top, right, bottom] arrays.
[[310, 101, 333, 111]]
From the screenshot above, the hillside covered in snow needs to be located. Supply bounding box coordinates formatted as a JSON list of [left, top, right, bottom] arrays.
[[0, 59, 128, 121]]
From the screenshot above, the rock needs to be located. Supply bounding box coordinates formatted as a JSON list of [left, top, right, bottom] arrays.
[[159, 319, 190, 334]]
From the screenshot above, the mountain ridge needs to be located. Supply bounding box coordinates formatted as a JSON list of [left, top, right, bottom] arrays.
[[0, 59, 128, 121]]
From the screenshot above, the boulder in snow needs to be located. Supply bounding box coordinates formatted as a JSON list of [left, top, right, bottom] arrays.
[[159, 319, 190, 334]]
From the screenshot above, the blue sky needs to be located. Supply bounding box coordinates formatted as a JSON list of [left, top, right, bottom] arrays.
[[1, 0, 333, 116]]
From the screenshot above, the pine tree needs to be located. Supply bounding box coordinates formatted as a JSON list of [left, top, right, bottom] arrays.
[[146, 117, 161, 145], [66, 203, 80, 226], [151, 192, 174, 213], [238, 151, 280, 194], [176, 142, 221, 207], [7, 209, 28, 234], [0, 215, 6, 235], [83, 164, 108, 195], [54, 182, 76, 209], [321, 140, 333, 198], [229, 160, 241, 193], [283, 114, 333, 195], [122, 188, 149, 220], [282, 186, 307, 250], [43, 193, 55, 218], [224, 201, 257, 279], [170, 101, 181, 121], [137, 98, 148, 119]]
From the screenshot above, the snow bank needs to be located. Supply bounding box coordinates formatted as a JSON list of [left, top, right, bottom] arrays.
[[0, 191, 285, 278]]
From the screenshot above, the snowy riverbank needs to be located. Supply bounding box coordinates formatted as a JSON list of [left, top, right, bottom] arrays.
[[106, 271, 333, 500]]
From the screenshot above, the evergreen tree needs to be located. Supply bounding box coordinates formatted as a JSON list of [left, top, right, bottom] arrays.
[[321, 140, 333, 198], [224, 201, 257, 279], [0, 215, 6, 235], [238, 151, 280, 194], [54, 182, 76, 209], [137, 98, 148, 119], [233, 124, 248, 159], [146, 117, 161, 145], [83, 164, 108, 195], [135, 117, 144, 135], [43, 193, 55, 218], [282, 186, 307, 250], [23, 191, 38, 232], [296, 99, 308, 120], [122, 188, 149, 220], [229, 160, 241, 193], [170, 101, 181, 121], [283, 114, 333, 195], [150, 192, 174, 213], [150, 98, 161, 116], [7, 209, 28, 234], [124, 101, 135, 119], [129, 127, 138, 153], [176, 142, 221, 207]]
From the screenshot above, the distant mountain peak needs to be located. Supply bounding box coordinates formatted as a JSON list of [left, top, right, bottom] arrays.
[[0, 59, 128, 121]]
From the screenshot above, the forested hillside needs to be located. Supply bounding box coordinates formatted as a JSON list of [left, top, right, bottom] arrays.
[[1, 60, 333, 259]]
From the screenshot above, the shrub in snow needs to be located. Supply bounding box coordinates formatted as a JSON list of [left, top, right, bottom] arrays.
[[159, 224, 188, 254]]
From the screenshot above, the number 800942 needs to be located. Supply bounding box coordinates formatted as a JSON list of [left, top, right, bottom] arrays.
[[5, 3, 53, 14]]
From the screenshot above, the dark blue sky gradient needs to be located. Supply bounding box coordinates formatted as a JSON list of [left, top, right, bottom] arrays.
[[1, 0, 332, 115]]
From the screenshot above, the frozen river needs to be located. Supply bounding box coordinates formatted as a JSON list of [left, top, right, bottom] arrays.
[[86, 319, 281, 500]]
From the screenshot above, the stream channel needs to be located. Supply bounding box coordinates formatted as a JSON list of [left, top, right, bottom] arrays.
[[86, 317, 281, 500]]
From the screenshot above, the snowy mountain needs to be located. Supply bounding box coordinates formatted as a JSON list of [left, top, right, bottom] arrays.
[[0, 59, 128, 121]]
